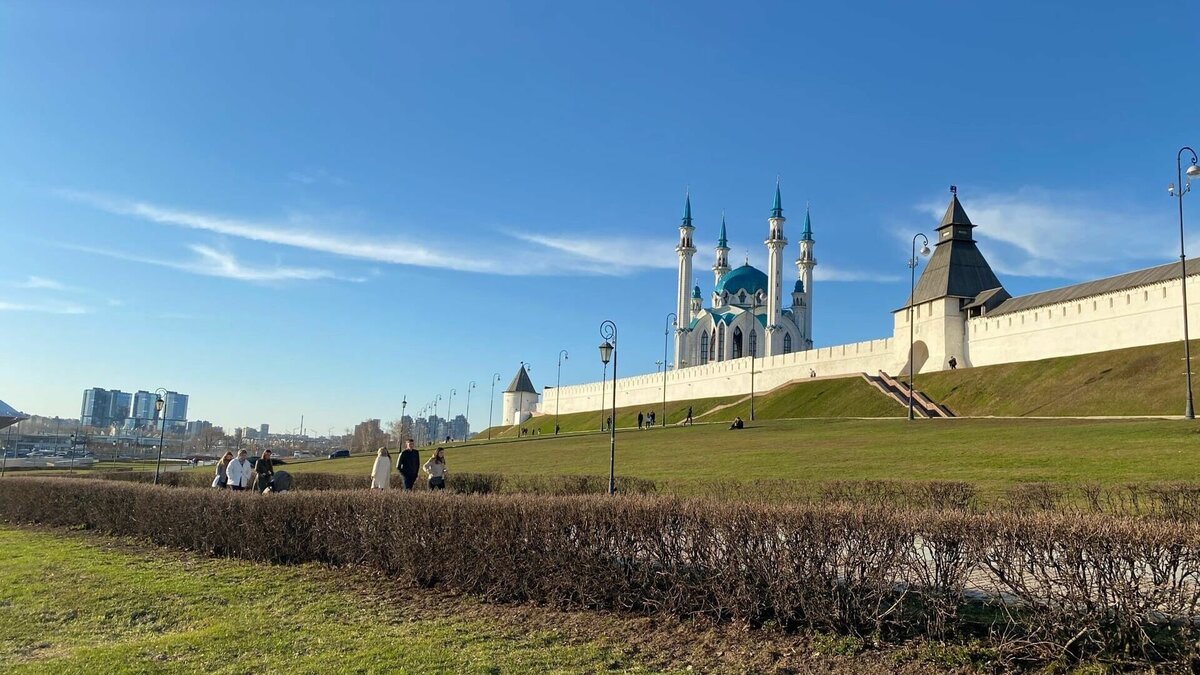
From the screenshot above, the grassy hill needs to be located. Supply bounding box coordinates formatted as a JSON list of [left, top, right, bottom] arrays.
[[289, 417, 1200, 494], [917, 339, 1200, 417]]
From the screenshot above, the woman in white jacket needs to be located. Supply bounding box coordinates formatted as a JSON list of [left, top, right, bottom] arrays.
[[370, 447, 392, 489]]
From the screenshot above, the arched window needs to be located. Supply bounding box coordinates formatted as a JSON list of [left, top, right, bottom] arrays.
[[732, 327, 743, 359], [700, 331, 709, 365], [717, 324, 726, 362], [783, 333, 793, 354], [749, 330, 757, 357]]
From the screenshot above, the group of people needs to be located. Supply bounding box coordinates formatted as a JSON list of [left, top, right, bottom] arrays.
[[635, 411, 657, 429], [370, 439, 447, 491], [212, 449, 277, 492]]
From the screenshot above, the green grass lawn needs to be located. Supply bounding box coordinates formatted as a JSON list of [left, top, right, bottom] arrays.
[[0, 527, 661, 674], [287, 417, 1200, 494]]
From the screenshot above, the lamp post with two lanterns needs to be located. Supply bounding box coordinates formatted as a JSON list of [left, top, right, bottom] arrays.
[[907, 233, 932, 421], [1169, 147, 1200, 419]]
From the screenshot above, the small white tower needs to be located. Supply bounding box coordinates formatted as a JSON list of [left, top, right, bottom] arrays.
[[674, 191, 696, 369], [764, 181, 787, 355], [501, 364, 539, 426], [711, 212, 730, 287], [795, 205, 816, 348]]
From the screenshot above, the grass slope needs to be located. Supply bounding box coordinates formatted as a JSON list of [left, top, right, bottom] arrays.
[[478, 394, 742, 439], [0, 527, 655, 674], [715, 376, 901, 420], [287, 417, 1200, 494], [918, 339, 1200, 417]]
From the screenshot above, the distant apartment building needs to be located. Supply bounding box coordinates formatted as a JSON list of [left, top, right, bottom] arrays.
[[80, 388, 133, 427], [186, 420, 213, 437], [162, 391, 188, 430], [259, 423, 269, 439], [131, 391, 157, 425], [449, 414, 470, 441]]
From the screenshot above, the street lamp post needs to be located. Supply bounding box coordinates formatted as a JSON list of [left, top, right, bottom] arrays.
[[555, 350, 569, 434], [663, 313, 676, 427], [599, 320, 617, 495], [464, 381, 475, 441], [908, 233, 932, 421], [400, 396, 407, 442], [153, 388, 168, 484], [748, 294, 765, 420], [1170, 147, 1200, 419], [488, 373, 501, 439], [446, 389, 456, 440]]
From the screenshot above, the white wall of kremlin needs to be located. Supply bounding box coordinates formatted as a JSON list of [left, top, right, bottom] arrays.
[[537, 271, 1200, 417]]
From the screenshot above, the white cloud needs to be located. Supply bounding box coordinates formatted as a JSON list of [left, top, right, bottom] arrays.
[[63, 242, 361, 284], [14, 276, 68, 291], [815, 265, 902, 283], [59, 189, 903, 282], [0, 301, 89, 315]]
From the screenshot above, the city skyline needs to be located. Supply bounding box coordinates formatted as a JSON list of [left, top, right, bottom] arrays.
[[2, 2, 1198, 432]]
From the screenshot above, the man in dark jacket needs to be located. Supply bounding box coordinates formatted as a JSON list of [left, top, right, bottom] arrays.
[[396, 439, 420, 490]]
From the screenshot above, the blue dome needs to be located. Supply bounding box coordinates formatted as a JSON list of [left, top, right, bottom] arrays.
[[714, 264, 768, 297]]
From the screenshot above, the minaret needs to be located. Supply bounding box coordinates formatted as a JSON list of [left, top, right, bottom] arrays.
[[764, 180, 787, 354], [795, 205, 817, 349], [674, 191, 696, 369], [712, 212, 730, 287]]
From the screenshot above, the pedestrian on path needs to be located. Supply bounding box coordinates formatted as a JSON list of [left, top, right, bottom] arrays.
[[396, 439, 420, 490], [254, 449, 275, 493], [228, 450, 252, 491], [684, 406, 693, 426], [212, 451, 233, 488], [371, 447, 392, 489], [637, 412, 644, 429], [423, 447, 447, 491]]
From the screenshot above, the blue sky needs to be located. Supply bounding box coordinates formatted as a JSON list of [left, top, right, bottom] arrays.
[[2, 1, 1197, 434]]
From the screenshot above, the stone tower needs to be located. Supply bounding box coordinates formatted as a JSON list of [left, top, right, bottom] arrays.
[[674, 191, 696, 369], [764, 181, 787, 354]]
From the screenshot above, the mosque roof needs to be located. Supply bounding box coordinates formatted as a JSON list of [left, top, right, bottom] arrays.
[[505, 366, 536, 394], [714, 264, 768, 296]]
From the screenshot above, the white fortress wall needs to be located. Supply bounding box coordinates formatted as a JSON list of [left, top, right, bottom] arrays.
[[966, 274, 1200, 367], [538, 336, 900, 417]]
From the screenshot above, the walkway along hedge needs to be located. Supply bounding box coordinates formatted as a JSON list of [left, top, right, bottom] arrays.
[[3, 477, 1200, 668]]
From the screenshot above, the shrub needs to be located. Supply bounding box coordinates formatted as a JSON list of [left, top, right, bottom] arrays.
[[2, 477, 1199, 668]]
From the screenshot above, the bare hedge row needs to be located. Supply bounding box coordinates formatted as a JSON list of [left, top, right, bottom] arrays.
[[86, 470, 659, 496], [4, 477, 1200, 667]]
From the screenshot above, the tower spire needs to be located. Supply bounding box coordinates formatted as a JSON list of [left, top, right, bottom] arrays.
[[801, 203, 813, 242], [718, 211, 727, 248], [771, 177, 783, 219], [682, 188, 693, 227]]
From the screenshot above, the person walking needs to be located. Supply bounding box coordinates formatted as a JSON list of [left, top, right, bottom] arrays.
[[212, 451, 233, 489], [685, 406, 693, 426], [637, 411, 644, 430], [254, 449, 275, 493], [228, 449, 252, 491], [371, 447, 392, 489], [423, 447, 447, 491], [396, 439, 420, 490]]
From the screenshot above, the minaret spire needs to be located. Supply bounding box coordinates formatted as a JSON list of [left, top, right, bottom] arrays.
[[795, 203, 817, 349], [674, 189, 697, 369], [712, 210, 730, 287], [765, 179, 787, 354]]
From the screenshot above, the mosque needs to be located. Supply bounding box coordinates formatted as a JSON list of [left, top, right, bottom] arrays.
[[672, 183, 815, 370]]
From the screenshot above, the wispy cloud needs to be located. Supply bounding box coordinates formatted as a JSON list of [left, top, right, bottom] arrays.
[[0, 301, 90, 315], [287, 168, 347, 186], [915, 188, 1170, 279], [815, 266, 901, 283], [63, 242, 362, 284], [60, 189, 902, 283], [507, 231, 676, 274], [13, 276, 68, 291]]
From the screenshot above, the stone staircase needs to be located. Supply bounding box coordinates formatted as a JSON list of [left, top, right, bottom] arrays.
[[863, 371, 955, 418]]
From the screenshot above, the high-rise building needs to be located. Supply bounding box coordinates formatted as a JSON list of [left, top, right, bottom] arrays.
[[259, 423, 269, 439], [449, 414, 470, 441], [81, 388, 133, 427], [109, 390, 132, 425], [80, 388, 112, 427], [162, 391, 188, 430], [131, 391, 157, 426]]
